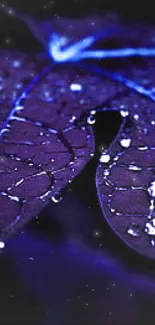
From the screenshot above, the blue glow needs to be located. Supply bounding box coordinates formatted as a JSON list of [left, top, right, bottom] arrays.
[[74, 47, 155, 60], [49, 33, 95, 62], [49, 33, 155, 63], [8, 230, 155, 296], [12, 60, 21, 68]]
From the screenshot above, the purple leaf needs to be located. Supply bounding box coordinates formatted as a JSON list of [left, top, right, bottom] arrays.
[[96, 90, 155, 259], [2, 7, 155, 260], [0, 49, 127, 242], [95, 22, 155, 259]]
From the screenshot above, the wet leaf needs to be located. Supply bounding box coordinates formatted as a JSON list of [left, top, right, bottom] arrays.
[[2, 7, 155, 260], [0, 48, 127, 242], [96, 92, 155, 259]]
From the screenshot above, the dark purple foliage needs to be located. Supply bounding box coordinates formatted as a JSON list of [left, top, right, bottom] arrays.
[[1, 7, 155, 260], [0, 50, 125, 242]]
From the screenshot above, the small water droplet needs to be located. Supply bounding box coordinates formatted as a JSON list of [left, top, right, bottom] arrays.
[[69, 115, 76, 123], [51, 192, 63, 203], [147, 181, 155, 197], [87, 115, 96, 125], [151, 238, 155, 247], [145, 218, 155, 235], [0, 241, 5, 249], [128, 165, 142, 171], [134, 114, 139, 120], [90, 110, 96, 115], [120, 110, 129, 117], [70, 83, 82, 92], [138, 146, 148, 151], [103, 170, 110, 176], [127, 225, 140, 237], [69, 161, 74, 166]]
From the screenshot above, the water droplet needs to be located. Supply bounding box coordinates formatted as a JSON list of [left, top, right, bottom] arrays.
[[134, 114, 139, 120], [151, 238, 155, 247], [93, 229, 101, 237], [145, 218, 155, 235], [120, 138, 131, 148], [138, 146, 148, 151], [128, 165, 142, 171], [120, 110, 129, 117], [127, 225, 140, 237], [28, 163, 34, 167], [0, 241, 5, 249], [70, 83, 82, 92], [147, 181, 155, 197], [87, 115, 96, 125], [69, 115, 76, 123], [69, 161, 74, 166], [100, 153, 111, 163], [51, 192, 63, 203], [103, 169, 110, 176], [90, 110, 96, 115]]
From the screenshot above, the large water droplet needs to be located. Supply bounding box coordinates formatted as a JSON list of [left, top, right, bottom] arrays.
[[120, 138, 131, 148], [100, 153, 111, 163]]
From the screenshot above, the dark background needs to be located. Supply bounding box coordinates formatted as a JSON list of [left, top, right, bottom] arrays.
[[1, 0, 155, 20], [1, 1, 155, 325]]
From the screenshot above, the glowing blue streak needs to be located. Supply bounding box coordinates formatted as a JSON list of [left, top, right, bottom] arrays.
[[0, 63, 54, 136], [74, 47, 155, 60], [49, 33, 95, 62], [78, 62, 155, 102], [49, 33, 155, 63]]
